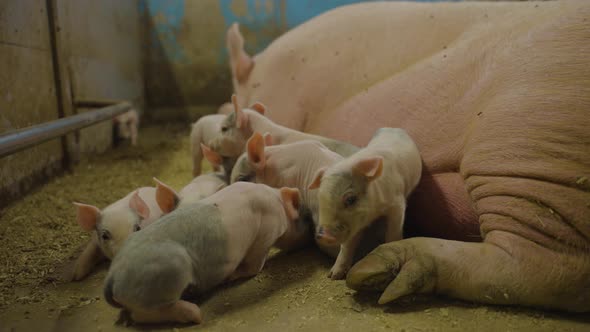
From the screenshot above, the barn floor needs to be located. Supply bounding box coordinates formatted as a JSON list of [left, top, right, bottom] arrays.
[[0, 120, 589, 332]]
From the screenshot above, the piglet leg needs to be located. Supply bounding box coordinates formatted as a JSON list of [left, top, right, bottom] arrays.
[[71, 237, 106, 281], [384, 202, 405, 243], [228, 240, 275, 281], [329, 231, 363, 280], [130, 300, 202, 324]]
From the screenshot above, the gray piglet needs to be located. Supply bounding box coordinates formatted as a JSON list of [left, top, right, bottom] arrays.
[[104, 182, 307, 324]]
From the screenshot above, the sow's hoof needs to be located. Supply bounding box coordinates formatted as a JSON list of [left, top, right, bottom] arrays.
[[346, 241, 436, 304]]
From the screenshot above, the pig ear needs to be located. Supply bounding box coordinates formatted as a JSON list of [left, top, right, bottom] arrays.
[[263, 132, 273, 146], [308, 167, 327, 190], [153, 177, 180, 214], [73, 202, 100, 231], [249, 102, 266, 115], [201, 143, 222, 168], [280, 187, 300, 221], [232, 94, 249, 129], [227, 23, 254, 84], [352, 157, 384, 181], [246, 132, 265, 171], [129, 191, 150, 220]]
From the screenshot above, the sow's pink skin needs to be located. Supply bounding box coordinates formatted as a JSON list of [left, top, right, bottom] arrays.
[[103, 182, 307, 324], [71, 187, 162, 281]]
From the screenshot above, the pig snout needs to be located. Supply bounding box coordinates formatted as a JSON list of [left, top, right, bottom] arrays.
[[316, 227, 338, 245]]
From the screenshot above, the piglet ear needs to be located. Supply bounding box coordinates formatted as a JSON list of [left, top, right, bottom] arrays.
[[153, 177, 180, 214], [249, 102, 266, 115], [232, 94, 248, 129], [308, 167, 327, 190], [352, 157, 383, 181], [201, 143, 222, 168], [280, 187, 300, 221], [247, 132, 266, 171], [129, 190, 150, 220], [262, 132, 273, 146], [73, 202, 100, 231], [226, 23, 254, 84]]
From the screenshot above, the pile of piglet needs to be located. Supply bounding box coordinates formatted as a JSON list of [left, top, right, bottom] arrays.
[[71, 94, 422, 325]]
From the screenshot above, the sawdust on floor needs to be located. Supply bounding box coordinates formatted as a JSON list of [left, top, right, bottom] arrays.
[[0, 121, 588, 332]]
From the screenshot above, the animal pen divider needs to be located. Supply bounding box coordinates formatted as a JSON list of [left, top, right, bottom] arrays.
[[0, 101, 132, 159], [1, 0, 139, 208]]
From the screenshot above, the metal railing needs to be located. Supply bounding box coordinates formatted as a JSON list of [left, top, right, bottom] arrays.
[[0, 102, 132, 159]]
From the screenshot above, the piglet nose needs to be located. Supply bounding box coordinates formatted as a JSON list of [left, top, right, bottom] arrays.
[[316, 227, 337, 244], [315, 227, 325, 239]]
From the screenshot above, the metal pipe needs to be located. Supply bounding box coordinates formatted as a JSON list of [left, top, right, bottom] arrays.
[[74, 99, 125, 108], [0, 102, 131, 159]]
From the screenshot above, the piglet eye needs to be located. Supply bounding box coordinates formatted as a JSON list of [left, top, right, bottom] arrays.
[[133, 224, 141, 232], [101, 230, 112, 241], [343, 194, 358, 208], [221, 126, 229, 133]]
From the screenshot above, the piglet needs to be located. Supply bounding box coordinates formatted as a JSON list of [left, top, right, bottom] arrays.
[[231, 132, 342, 255], [153, 173, 227, 213], [309, 128, 422, 279], [199, 143, 238, 182], [208, 94, 359, 161], [113, 109, 139, 146], [190, 114, 228, 176], [72, 187, 163, 281], [103, 182, 307, 324]]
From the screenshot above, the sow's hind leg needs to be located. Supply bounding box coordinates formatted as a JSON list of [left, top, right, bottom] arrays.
[[347, 176, 590, 311], [348, 95, 590, 311]]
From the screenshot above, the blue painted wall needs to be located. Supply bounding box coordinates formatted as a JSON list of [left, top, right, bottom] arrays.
[[139, 0, 188, 64], [140, 0, 460, 110]]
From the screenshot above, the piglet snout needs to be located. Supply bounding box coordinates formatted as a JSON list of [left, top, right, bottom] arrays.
[[316, 227, 337, 245]]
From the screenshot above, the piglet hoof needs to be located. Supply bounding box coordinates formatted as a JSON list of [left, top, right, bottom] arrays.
[[129, 300, 202, 325], [346, 241, 436, 304], [328, 263, 350, 280], [70, 264, 87, 281], [174, 300, 203, 324]]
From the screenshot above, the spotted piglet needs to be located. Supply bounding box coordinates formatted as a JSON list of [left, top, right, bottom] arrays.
[[103, 182, 307, 324], [309, 128, 422, 279]]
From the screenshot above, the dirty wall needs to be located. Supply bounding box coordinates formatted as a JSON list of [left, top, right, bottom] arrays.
[[0, 0, 144, 207]]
